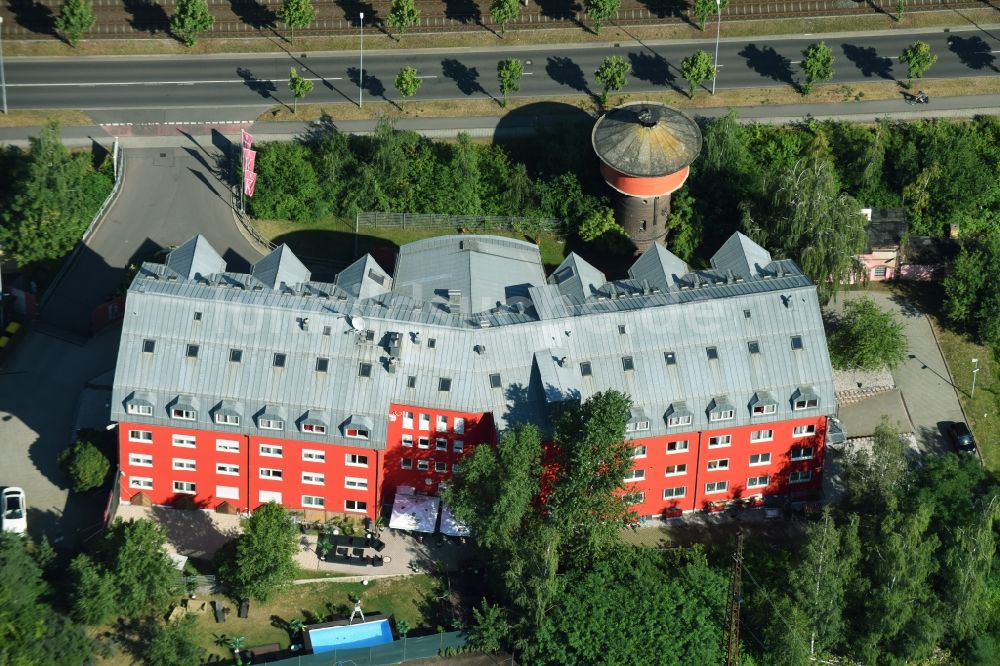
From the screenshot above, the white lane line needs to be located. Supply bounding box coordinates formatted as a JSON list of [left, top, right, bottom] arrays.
[[415, 75, 438, 79], [8, 76, 334, 87], [524, 72, 534, 76]]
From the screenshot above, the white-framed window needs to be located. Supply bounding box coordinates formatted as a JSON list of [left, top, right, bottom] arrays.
[[668, 415, 693, 428], [302, 495, 325, 507], [749, 453, 772, 466], [302, 471, 325, 485], [452, 440, 464, 454], [345, 500, 367, 513], [128, 429, 153, 443], [667, 440, 689, 454], [626, 421, 651, 433], [752, 404, 777, 416], [260, 444, 283, 458], [172, 434, 196, 448], [790, 470, 813, 484], [791, 446, 814, 461], [216, 463, 240, 476], [436, 415, 448, 432], [435, 438, 448, 452], [747, 475, 770, 489], [127, 403, 153, 416], [623, 491, 645, 505], [705, 481, 728, 494], [417, 460, 430, 471], [129, 477, 153, 490], [129, 453, 153, 467], [418, 437, 430, 449], [345, 477, 368, 490], [345, 454, 369, 467], [663, 486, 686, 499], [216, 439, 240, 453], [171, 408, 196, 420], [665, 464, 687, 477], [793, 424, 817, 437], [454, 417, 465, 434], [401, 434, 413, 447], [345, 428, 369, 440], [403, 412, 414, 428], [302, 449, 326, 462], [216, 485, 240, 499], [751, 429, 774, 443], [633, 445, 647, 459], [302, 423, 326, 434], [419, 413, 430, 430], [793, 398, 819, 411], [709, 410, 735, 422], [259, 490, 282, 503], [215, 413, 240, 426], [708, 434, 732, 448], [259, 468, 283, 479], [435, 461, 447, 473], [401, 458, 412, 469], [707, 459, 730, 471], [624, 469, 645, 482], [173, 480, 196, 494], [172, 458, 196, 471]]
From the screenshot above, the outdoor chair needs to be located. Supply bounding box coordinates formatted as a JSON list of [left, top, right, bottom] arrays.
[[352, 547, 365, 558], [335, 546, 348, 557], [238, 599, 250, 619], [372, 539, 386, 553], [371, 555, 385, 567], [212, 601, 225, 623]]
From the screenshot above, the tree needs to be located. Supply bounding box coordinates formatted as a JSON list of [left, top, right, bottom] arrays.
[[900, 41, 937, 87], [55, 0, 96, 47], [841, 418, 910, 516], [100, 518, 182, 617], [583, 0, 619, 34], [468, 599, 509, 653], [216, 502, 298, 601], [490, 0, 520, 37], [67, 554, 117, 625], [250, 143, 328, 223], [692, 0, 728, 31], [288, 67, 314, 114], [497, 58, 523, 108], [679, 50, 716, 98], [896, 0, 906, 20], [143, 616, 203, 666], [394, 66, 422, 103], [578, 206, 630, 254], [828, 296, 908, 370], [397, 619, 411, 637], [800, 41, 834, 95], [386, 0, 420, 39], [170, 0, 215, 47], [278, 0, 316, 45], [594, 55, 631, 106], [944, 231, 1000, 351], [57, 437, 110, 492]]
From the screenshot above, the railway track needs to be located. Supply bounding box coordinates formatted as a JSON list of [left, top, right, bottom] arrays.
[[0, 0, 984, 40]]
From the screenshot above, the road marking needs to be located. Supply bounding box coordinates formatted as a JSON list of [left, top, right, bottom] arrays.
[[416, 75, 438, 79], [8, 76, 333, 87], [524, 72, 534, 76]]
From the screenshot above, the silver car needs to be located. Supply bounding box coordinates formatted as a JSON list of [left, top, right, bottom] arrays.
[[1, 487, 27, 535]]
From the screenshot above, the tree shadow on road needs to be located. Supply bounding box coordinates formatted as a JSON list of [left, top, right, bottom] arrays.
[[545, 55, 591, 96], [441, 58, 492, 101], [738, 43, 797, 90], [236, 67, 278, 99], [346, 67, 392, 106], [947, 34, 998, 72], [629, 51, 681, 94], [841, 43, 894, 79]]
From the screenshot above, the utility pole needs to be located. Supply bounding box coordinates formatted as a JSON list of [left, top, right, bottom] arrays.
[[971, 357, 979, 399], [723, 530, 744, 666], [359, 12, 364, 108], [710, 0, 721, 95]]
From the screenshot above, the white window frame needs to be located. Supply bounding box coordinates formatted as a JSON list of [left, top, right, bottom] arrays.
[[259, 467, 283, 480], [418, 437, 430, 450], [128, 429, 153, 443], [172, 458, 196, 471], [129, 453, 153, 467], [747, 475, 769, 489], [452, 440, 464, 454], [403, 412, 414, 429], [633, 445, 647, 459], [302, 471, 325, 486], [216, 485, 240, 499], [216, 463, 240, 476], [216, 439, 240, 453], [667, 415, 693, 428], [345, 477, 368, 490], [260, 444, 283, 458], [401, 434, 414, 447], [753, 404, 777, 416], [173, 480, 197, 495], [666, 440, 689, 454], [127, 403, 153, 416], [171, 408, 196, 421], [707, 458, 730, 471], [436, 415, 448, 432], [665, 464, 687, 477], [259, 418, 284, 431], [454, 417, 466, 434], [172, 434, 196, 449], [302, 423, 326, 434], [749, 453, 772, 467], [708, 434, 732, 448], [624, 469, 645, 483], [417, 460, 430, 471], [663, 486, 686, 499], [790, 470, 813, 484], [709, 409, 735, 422], [345, 428, 369, 440], [418, 414, 430, 430], [345, 454, 369, 467], [751, 429, 774, 443], [435, 438, 448, 452], [129, 476, 153, 490], [705, 481, 728, 495], [215, 413, 240, 426], [345, 500, 367, 513], [793, 399, 819, 411], [793, 424, 817, 437], [302, 449, 326, 462], [434, 461, 447, 473], [302, 495, 325, 507], [790, 446, 815, 461]]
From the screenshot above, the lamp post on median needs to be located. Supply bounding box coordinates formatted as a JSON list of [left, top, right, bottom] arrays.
[[0, 17, 8, 114], [359, 12, 364, 108], [710, 0, 721, 95], [971, 357, 980, 399]]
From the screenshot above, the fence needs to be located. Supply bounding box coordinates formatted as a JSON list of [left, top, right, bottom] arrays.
[[357, 212, 564, 235], [266, 631, 467, 665]]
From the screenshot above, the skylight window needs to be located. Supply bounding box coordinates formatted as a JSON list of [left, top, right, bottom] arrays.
[[706, 346, 719, 360], [229, 349, 242, 363], [748, 341, 760, 354], [439, 377, 452, 392], [580, 362, 593, 376], [406, 375, 416, 388], [664, 351, 676, 365], [489, 373, 502, 389], [618, 324, 627, 335], [622, 356, 635, 371], [186, 344, 199, 358], [273, 353, 286, 367], [142, 339, 156, 353], [316, 357, 329, 373], [359, 362, 373, 378], [428, 338, 437, 349], [791, 335, 804, 350]]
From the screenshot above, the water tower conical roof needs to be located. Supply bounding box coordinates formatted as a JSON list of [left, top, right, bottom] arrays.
[[591, 102, 703, 178]]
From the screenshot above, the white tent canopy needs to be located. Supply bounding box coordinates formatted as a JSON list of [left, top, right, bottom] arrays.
[[439, 503, 470, 537], [388, 491, 441, 533]]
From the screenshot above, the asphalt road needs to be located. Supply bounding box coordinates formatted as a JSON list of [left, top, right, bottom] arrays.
[[5, 28, 999, 119]]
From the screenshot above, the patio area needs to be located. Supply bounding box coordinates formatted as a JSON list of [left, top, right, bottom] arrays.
[[294, 527, 472, 578]]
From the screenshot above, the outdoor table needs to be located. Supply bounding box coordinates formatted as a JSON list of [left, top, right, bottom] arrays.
[[351, 547, 365, 558]]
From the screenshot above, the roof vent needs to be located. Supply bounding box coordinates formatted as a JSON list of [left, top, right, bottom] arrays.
[[474, 344, 486, 354], [479, 320, 490, 328], [637, 107, 656, 128]]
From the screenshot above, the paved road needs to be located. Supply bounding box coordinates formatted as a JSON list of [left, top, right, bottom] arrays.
[[5, 27, 999, 120]]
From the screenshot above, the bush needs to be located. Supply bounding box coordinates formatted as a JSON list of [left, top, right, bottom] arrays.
[[828, 297, 907, 370], [578, 207, 631, 254], [58, 438, 110, 492], [142, 616, 202, 666]]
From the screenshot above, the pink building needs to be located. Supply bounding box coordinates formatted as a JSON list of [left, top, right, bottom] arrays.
[[859, 208, 907, 282]]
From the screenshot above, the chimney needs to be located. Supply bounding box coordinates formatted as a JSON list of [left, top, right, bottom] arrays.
[[949, 224, 960, 239]]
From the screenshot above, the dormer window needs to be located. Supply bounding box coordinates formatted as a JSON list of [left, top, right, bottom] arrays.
[[171, 408, 196, 420], [346, 428, 369, 440], [215, 413, 240, 426], [259, 418, 284, 430], [126, 401, 153, 416], [794, 398, 819, 410], [303, 423, 326, 434], [753, 404, 777, 415]]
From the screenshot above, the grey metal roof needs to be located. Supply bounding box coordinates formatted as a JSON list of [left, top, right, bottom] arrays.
[[591, 102, 703, 177], [252, 244, 311, 289], [628, 243, 689, 292], [710, 232, 775, 280], [550, 253, 607, 300], [336, 255, 393, 300], [111, 233, 837, 451], [165, 235, 226, 281]]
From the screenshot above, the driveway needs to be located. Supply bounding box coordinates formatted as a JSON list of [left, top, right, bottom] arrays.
[[830, 290, 965, 455]]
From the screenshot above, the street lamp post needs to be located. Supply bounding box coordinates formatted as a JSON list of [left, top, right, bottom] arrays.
[[710, 0, 721, 95], [971, 358, 980, 399], [0, 16, 8, 114], [359, 12, 364, 108]]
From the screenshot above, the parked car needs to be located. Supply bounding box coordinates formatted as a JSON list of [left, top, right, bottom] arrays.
[[1, 487, 27, 535], [948, 422, 977, 454]]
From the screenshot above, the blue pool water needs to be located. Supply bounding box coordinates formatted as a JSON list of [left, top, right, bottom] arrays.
[[309, 619, 394, 652]]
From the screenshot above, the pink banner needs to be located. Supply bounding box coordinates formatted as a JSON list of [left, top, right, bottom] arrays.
[[243, 148, 256, 173], [244, 170, 257, 198], [241, 129, 253, 150]]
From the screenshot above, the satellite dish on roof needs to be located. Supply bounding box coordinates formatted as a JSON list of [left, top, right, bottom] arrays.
[[350, 316, 365, 331]]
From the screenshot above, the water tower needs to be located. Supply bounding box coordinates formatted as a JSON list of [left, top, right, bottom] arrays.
[[591, 102, 703, 253]]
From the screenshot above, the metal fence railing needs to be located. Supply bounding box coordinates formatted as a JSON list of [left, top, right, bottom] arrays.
[[265, 631, 467, 665], [357, 212, 564, 235]]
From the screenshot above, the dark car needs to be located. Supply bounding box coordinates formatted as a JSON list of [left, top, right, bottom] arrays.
[[948, 422, 977, 454]]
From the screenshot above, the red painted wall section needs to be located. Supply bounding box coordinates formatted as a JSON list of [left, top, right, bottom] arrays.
[[600, 162, 690, 197], [381, 403, 496, 506]]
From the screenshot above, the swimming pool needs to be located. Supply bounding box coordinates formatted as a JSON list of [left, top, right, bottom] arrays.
[[307, 618, 394, 653]]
